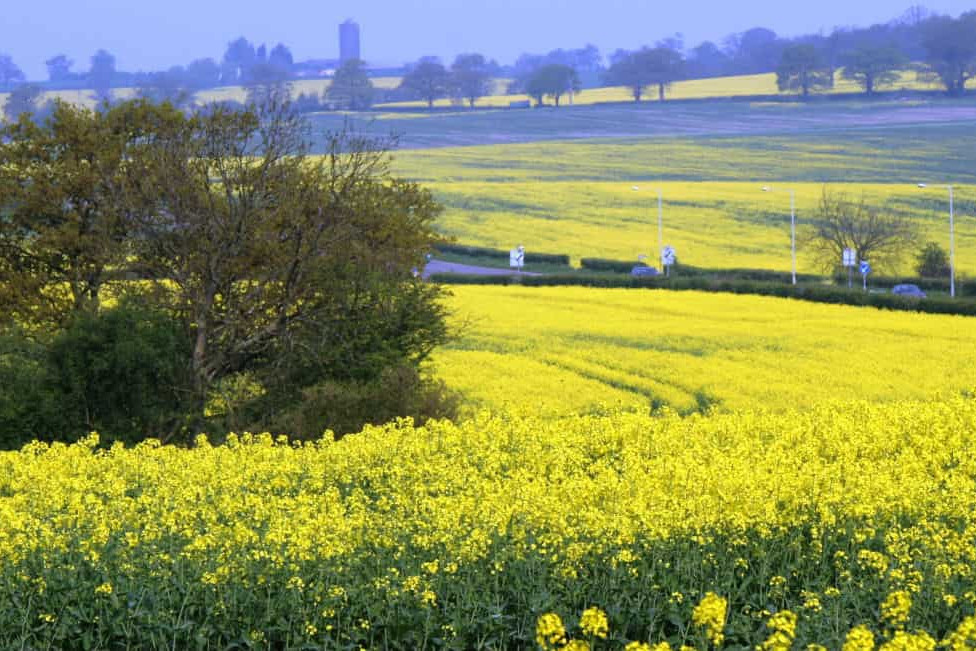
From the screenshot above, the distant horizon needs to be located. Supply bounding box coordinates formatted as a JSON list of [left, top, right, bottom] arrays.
[[4, 0, 975, 81]]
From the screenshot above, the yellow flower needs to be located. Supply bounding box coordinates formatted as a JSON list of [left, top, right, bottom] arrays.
[[579, 607, 609, 639], [692, 592, 728, 646], [878, 631, 936, 651], [881, 591, 912, 630], [94, 582, 113, 596], [563, 641, 591, 651], [942, 615, 976, 651], [536, 612, 567, 650], [625, 643, 653, 651], [759, 610, 797, 651], [843, 625, 876, 651]]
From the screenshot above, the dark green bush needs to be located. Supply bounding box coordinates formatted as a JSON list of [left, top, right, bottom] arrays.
[[271, 364, 460, 440], [0, 302, 195, 449], [435, 243, 570, 265]]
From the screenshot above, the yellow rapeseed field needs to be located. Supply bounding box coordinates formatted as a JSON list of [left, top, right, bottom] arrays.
[[4, 395, 976, 647], [436, 286, 976, 416]]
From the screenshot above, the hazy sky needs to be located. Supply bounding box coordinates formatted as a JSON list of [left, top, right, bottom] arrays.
[[5, 0, 975, 79]]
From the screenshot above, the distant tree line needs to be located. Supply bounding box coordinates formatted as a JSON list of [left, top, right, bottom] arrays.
[[2, 5, 976, 121]]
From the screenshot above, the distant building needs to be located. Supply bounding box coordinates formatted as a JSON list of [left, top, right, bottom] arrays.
[[339, 20, 361, 63]]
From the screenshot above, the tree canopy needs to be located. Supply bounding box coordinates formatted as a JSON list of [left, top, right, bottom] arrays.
[[776, 43, 832, 97], [327, 59, 375, 110], [920, 12, 976, 95], [451, 54, 494, 108], [841, 45, 907, 95], [0, 98, 454, 444], [399, 58, 452, 109], [524, 64, 581, 107]]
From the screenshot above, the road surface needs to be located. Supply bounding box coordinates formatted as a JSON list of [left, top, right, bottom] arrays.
[[421, 259, 541, 280]]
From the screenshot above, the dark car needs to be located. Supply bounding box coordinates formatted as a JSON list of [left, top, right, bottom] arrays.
[[891, 284, 926, 298], [630, 265, 660, 278]]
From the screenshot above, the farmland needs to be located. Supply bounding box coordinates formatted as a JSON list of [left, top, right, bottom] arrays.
[[435, 286, 976, 416], [376, 69, 948, 109], [5, 393, 976, 648]]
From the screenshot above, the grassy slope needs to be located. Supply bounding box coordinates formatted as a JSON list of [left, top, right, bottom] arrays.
[[436, 286, 976, 416]]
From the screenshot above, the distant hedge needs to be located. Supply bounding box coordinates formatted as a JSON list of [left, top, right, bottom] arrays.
[[429, 273, 976, 317], [435, 243, 570, 266]]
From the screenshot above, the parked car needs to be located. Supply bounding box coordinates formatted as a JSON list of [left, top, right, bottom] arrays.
[[891, 284, 926, 298], [630, 265, 660, 278]]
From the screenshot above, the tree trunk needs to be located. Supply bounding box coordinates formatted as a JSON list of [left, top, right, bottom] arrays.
[[658, 83, 665, 102]]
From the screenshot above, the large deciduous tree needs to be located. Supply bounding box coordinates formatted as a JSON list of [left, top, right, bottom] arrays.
[[0, 100, 167, 330], [841, 45, 907, 95], [524, 64, 581, 107], [45, 55, 74, 82], [776, 43, 832, 97], [0, 97, 454, 442], [399, 58, 452, 109], [0, 55, 26, 90], [920, 12, 976, 95], [606, 46, 684, 102], [450, 53, 494, 108], [327, 58, 375, 110], [804, 188, 919, 273], [89, 50, 117, 103]]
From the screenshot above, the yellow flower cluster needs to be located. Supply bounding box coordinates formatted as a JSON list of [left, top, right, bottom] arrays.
[[881, 590, 912, 630], [536, 613, 567, 650], [692, 592, 728, 646], [579, 607, 609, 639], [759, 610, 798, 651]]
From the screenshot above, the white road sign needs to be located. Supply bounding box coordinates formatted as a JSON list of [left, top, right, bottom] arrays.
[[661, 245, 676, 267], [843, 248, 857, 267], [510, 246, 525, 269]]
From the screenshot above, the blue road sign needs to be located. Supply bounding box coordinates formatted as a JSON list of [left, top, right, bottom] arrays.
[[860, 261, 871, 276]]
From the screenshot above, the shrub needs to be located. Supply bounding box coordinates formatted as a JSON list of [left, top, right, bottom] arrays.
[[270, 364, 460, 440], [915, 242, 952, 278], [45, 302, 193, 446]]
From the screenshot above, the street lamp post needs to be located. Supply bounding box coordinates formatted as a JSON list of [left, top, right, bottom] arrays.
[[633, 186, 664, 271], [762, 186, 797, 285], [918, 183, 955, 298]]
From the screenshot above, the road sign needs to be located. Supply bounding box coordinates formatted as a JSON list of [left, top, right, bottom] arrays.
[[509, 246, 525, 270], [661, 245, 676, 267], [860, 260, 871, 276], [843, 248, 857, 267]]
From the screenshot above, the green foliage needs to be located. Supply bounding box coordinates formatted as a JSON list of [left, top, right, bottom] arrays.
[[915, 241, 951, 278], [45, 301, 194, 446], [776, 44, 832, 97], [841, 45, 907, 95], [435, 243, 570, 265], [921, 12, 976, 95], [0, 302, 193, 449], [327, 58, 374, 110], [0, 99, 454, 444], [605, 46, 684, 101], [398, 58, 451, 109], [524, 64, 581, 106], [272, 364, 460, 440], [450, 54, 494, 108]]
